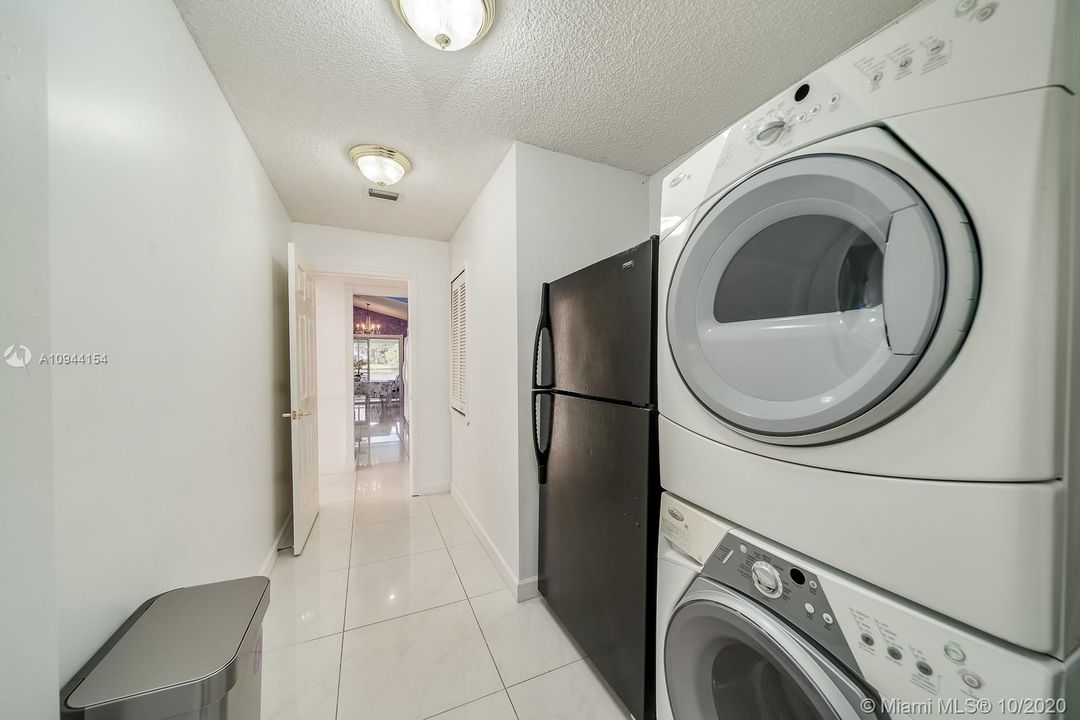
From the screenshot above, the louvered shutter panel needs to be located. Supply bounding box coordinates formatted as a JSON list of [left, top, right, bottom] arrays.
[[450, 270, 468, 414]]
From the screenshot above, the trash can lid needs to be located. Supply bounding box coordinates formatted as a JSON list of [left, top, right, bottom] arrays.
[[64, 576, 269, 713]]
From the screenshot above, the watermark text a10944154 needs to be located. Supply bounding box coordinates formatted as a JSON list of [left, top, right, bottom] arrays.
[[3, 343, 109, 376]]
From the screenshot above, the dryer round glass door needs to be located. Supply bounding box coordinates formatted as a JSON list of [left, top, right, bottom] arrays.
[[666, 150, 977, 444], [665, 585, 879, 720]]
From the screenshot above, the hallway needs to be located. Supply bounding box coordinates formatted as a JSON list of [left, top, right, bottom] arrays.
[[259, 449, 630, 720]]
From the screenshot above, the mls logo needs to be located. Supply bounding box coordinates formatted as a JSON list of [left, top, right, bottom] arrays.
[[3, 343, 32, 369]]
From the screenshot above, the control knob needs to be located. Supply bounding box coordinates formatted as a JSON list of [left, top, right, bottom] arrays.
[[755, 116, 787, 146], [751, 560, 784, 599]]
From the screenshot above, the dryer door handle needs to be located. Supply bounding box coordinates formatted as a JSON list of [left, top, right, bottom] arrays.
[[882, 205, 945, 356]]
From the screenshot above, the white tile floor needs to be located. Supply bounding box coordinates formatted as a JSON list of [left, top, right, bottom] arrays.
[[261, 447, 631, 720]]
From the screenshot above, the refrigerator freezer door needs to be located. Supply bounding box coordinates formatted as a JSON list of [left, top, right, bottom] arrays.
[[543, 238, 657, 405], [538, 392, 658, 720]]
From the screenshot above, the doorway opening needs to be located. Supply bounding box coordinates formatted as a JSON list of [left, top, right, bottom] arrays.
[[352, 295, 409, 470], [312, 273, 415, 498]]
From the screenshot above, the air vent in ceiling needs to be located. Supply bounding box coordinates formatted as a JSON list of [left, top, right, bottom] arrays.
[[368, 188, 400, 201]]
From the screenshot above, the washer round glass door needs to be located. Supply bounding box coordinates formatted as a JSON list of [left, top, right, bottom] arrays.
[[667, 151, 973, 443], [665, 584, 879, 720]]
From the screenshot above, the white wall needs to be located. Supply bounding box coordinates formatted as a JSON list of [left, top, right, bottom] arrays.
[[448, 143, 648, 592], [448, 146, 522, 582], [294, 223, 451, 494], [513, 144, 649, 584], [314, 275, 354, 474], [0, 1, 58, 717], [49, 0, 292, 682]]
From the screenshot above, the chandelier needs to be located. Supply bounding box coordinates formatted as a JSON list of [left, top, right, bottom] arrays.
[[356, 303, 382, 335]]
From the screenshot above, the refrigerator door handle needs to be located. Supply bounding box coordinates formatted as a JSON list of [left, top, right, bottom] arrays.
[[533, 391, 554, 484], [533, 283, 554, 389]]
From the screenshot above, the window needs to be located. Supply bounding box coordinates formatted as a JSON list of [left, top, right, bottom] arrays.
[[450, 269, 467, 415], [353, 336, 402, 383]]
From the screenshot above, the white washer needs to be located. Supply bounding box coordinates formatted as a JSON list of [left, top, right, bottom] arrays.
[[656, 493, 1079, 720], [657, 0, 1080, 656]]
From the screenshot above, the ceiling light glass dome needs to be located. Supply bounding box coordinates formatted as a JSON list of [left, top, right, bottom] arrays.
[[393, 0, 495, 51], [348, 145, 412, 187]]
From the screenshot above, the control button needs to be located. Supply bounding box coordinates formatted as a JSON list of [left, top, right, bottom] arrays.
[[917, 660, 934, 676], [796, 112, 806, 123], [860, 633, 875, 647], [809, 104, 820, 116], [751, 560, 784, 599], [899, 56, 912, 70], [975, 2, 996, 21], [956, 0, 977, 13], [668, 172, 687, 188], [828, 94, 840, 106], [944, 643, 966, 663], [739, 544, 747, 554], [804, 603, 815, 615], [887, 646, 903, 661], [822, 612, 834, 625], [961, 671, 983, 689], [928, 39, 945, 56], [870, 70, 883, 84]]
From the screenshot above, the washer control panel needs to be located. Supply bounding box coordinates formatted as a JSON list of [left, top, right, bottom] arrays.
[[710, 527, 1064, 717], [702, 532, 860, 672]]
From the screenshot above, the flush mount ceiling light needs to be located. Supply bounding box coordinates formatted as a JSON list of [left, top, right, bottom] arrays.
[[391, 0, 495, 51], [348, 144, 412, 187]]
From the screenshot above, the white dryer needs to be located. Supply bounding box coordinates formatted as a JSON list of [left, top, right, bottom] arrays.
[[657, 0, 1080, 658], [656, 493, 1079, 720]]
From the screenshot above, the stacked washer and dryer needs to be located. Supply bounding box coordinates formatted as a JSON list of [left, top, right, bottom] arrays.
[[655, 0, 1080, 717]]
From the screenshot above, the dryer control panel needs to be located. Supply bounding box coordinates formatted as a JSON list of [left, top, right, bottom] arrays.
[[659, 0, 1069, 244]]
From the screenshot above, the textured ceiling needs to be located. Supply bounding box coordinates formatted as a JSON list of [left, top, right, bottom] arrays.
[[175, 0, 919, 241]]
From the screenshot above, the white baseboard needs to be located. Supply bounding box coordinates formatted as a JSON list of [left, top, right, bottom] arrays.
[[260, 512, 292, 577], [451, 486, 522, 598], [415, 481, 450, 495], [516, 575, 539, 601]]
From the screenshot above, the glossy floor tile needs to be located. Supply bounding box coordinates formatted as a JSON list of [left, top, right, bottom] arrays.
[[448, 542, 505, 598], [271, 526, 352, 581], [315, 500, 355, 532], [433, 509, 478, 546], [320, 472, 359, 504], [344, 548, 465, 628], [507, 659, 629, 720], [354, 495, 431, 526], [262, 568, 348, 651], [350, 514, 444, 566], [356, 474, 410, 499], [426, 691, 517, 720], [261, 634, 342, 720], [337, 601, 503, 720], [423, 491, 459, 514], [262, 445, 630, 719], [470, 589, 583, 686]]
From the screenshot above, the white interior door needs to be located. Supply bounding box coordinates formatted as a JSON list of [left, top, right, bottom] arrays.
[[286, 242, 319, 554]]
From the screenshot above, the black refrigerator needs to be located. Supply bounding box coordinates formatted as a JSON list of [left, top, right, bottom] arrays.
[[532, 236, 660, 720]]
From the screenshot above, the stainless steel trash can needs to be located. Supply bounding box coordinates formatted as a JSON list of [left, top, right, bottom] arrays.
[[60, 576, 270, 720]]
